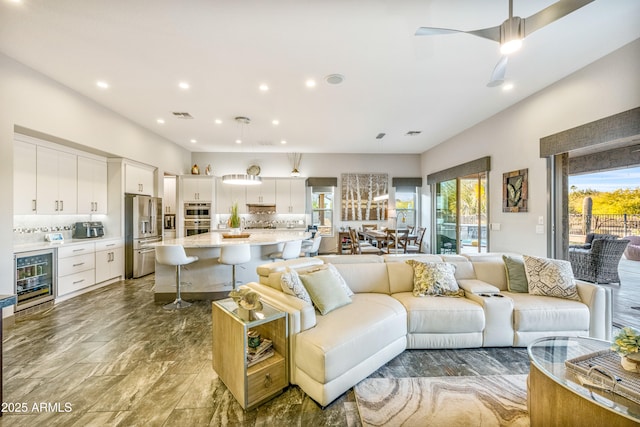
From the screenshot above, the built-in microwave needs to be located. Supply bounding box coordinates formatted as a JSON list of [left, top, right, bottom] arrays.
[[184, 202, 211, 220], [185, 219, 211, 236]]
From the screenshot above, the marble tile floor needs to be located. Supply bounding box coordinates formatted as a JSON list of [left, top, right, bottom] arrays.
[[0, 275, 532, 426]]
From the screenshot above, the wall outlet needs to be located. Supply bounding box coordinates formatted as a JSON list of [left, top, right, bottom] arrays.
[[490, 223, 501, 231], [538, 216, 544, 225], [536, 225, 544, 234]]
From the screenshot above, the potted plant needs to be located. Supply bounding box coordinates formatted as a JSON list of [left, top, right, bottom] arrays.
[[611, 326, 640, 372], [229, 202, 241, 234]]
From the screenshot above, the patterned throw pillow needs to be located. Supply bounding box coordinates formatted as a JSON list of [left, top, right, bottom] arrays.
[[280, 268, 312, 304], [406, 260, 464, 297], [523, 255, 581, 301]]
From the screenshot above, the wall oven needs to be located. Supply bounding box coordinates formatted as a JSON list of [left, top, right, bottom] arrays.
[[185, 219, 211, 236], [184, 202, 211, 220]]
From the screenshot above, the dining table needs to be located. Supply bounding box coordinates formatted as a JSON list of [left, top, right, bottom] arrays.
[[360, 229, 417, 250]]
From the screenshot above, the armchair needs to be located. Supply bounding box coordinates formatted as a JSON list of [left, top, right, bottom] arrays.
[[622, 235, 640, 261], [437, 234, 457, 254], [569, 238, 630, 284]]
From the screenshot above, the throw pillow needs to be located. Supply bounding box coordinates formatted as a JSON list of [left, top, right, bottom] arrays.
[[326, 263, 354, 297], [280, 268, 312, 304], [502, 255, 528, 293], [523, 255, 580, 301], [299, 268, 352, 315], [406, 260, 464, 297]]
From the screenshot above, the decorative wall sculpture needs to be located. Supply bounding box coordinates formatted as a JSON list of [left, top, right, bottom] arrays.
[[503, 169, 528, 212], [341, 173, 388, 221]]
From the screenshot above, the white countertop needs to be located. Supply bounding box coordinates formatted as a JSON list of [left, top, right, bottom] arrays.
[[159, 230, 311, 248], [14, 236, 123, 253]]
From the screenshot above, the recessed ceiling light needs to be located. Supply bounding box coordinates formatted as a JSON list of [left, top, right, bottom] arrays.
[[235, 139, 242, 144], [156, 118, 165, 124], [190, 139, 197, 144], [272, 119, 279, 125], [259, 84, 269, 92], [280, 140, 287, 145], [214, 119, 222, 124], [178, 82, 190, 89], [96, 80, 109, 89], [305, 79, 316, 88], [502, 83, 514, 91]]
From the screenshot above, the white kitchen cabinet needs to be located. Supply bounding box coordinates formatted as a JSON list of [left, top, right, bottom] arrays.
[[276, 178, 307, 214], [163, 176, 177, 214], [246, 178, 276, 205], [36, 146, 77, 214], [13, 140, 38, 214], [57, 242, 95, 297], [216, 178, 247, 214], [77, 156, 108, 214], [95, 239, 124, 284], [182, 176, 214, 202], [125, 163, 155, 195]]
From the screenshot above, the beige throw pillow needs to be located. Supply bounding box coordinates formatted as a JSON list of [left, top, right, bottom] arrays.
[[299, 268, 352, 315], [280, 268, 312, 304], [523, 255, 580, 301], [406, 260, 464, 297]]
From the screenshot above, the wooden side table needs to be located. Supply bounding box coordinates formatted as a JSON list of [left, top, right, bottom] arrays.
[[212, 298, 288, 410]]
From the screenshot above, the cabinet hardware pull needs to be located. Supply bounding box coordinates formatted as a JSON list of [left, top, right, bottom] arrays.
[[55, 200, 59, 211], [32, 199, 37, 211], [106, 244, 115, 247], [73, 262, 85, 267], [73, 279, 85, 284], [60, 200, 64, 211], [264, 373, 272, 388], [72, 248, 85, 252]]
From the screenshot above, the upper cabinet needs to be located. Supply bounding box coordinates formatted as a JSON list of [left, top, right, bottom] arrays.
[[276, 178, 307, 214], [216, 179, 247, 214], [77, 156, 108, 214], [182, 176, 214, 202], [14, 140, 38, 214], [163, 176, 177, 214], [36, 146, 77, 215], [245, 178, 276, 205], [125, 163, 155, 195]]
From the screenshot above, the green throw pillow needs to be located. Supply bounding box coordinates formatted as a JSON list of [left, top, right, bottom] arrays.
[[406, 260, 464, 298], [299, 268, 352, 315], [503, 255, 528, 293]]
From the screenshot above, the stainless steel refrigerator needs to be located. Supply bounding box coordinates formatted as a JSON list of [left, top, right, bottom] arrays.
[[125, 194, 162, 278]]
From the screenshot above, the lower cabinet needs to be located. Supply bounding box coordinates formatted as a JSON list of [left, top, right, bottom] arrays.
[[95, 240, 124, 283], [57, 242, 95, 297]]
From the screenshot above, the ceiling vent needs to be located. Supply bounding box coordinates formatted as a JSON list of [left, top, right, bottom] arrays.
[[376, 133, 386, 139], [257, 140, 274, 146], [405, 131, 421, 136], [172, 112, 194, 119]]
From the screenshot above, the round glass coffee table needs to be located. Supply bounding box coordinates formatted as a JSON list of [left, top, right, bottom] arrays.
[[528, 336, 640, 426]]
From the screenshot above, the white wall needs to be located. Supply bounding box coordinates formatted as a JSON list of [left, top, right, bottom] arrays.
[[421, 40, 640, 256], [0, 53, 191, 300]]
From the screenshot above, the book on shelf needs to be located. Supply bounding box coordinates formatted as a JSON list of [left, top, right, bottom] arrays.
[[248, 338, 272, 357], [247, 348, 274, 367]]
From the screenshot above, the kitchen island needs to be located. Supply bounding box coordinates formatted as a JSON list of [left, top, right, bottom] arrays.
[[153, 230, 310, 301]]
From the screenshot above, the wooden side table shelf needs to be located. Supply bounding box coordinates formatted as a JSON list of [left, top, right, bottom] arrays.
[[212, 298, 288, 410]]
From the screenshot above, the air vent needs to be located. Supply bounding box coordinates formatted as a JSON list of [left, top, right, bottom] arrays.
[[376, 133, 386, 140], [172, 112, 194, 119], [257, 140, 274, 146], [405, 131, 421, 136]]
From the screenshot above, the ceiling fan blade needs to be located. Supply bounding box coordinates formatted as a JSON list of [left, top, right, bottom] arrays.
[[487, 56, 508, 87], [524, 0, 595, 36], [415, 25, 500, 43]]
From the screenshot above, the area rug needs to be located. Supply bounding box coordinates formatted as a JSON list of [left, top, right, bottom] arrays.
[[355, 375, 529, 427]]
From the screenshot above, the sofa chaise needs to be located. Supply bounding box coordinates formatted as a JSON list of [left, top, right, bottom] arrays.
[[245, 253, 611, 407]]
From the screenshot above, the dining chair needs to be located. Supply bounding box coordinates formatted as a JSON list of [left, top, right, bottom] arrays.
[[349, 228, 381, 255], [383, 229, 409, 254], [407, 227, 426, 253]]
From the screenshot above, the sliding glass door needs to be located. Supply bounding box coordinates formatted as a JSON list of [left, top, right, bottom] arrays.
[[435, 173, 487, 254]]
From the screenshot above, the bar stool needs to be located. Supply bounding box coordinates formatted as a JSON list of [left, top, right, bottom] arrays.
[[268, 240, 303, 261], [156, 245, 198, 310], [219, 244, 251, 290]]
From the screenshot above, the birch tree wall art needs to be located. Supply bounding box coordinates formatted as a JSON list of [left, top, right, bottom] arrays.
[[341, 173, 388, 221]]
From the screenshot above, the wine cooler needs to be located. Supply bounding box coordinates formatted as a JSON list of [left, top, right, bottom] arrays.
[[14, 249, 56, 311]]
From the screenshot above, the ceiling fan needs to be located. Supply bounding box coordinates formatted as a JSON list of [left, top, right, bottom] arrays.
[[415, 0, 595, 87]]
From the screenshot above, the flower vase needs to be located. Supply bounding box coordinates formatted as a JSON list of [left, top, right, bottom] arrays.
[[621, 354, 640, 373], [230, 227, 242, 235], [237, 307, 254, 321]]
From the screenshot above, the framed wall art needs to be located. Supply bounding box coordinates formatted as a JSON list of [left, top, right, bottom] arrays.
[[341, 173, 388, 221], [503, 168, 528, 212]]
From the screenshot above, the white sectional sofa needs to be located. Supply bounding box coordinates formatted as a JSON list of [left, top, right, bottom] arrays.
[[245, 253, 611, 407]]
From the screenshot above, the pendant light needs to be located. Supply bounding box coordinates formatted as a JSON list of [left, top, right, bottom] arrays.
[[222, 116, 263, 185]]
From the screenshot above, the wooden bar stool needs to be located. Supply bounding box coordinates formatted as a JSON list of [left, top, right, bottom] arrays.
[[156, 245, 198, 309]]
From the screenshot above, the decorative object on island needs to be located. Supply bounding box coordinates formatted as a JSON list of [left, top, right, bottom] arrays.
[[191, 164, 200, 175], [341, 173, 388, 221], [228, 202, 241, 234], [611, 326, 640, 372], [204, 164, 212, 176], [229, 286, 263, 321], [502, 168, 528, 212]]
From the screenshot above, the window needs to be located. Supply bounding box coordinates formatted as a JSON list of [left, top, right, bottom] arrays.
[[311, 186, 334, 236], [395, 187, 417, 229]]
